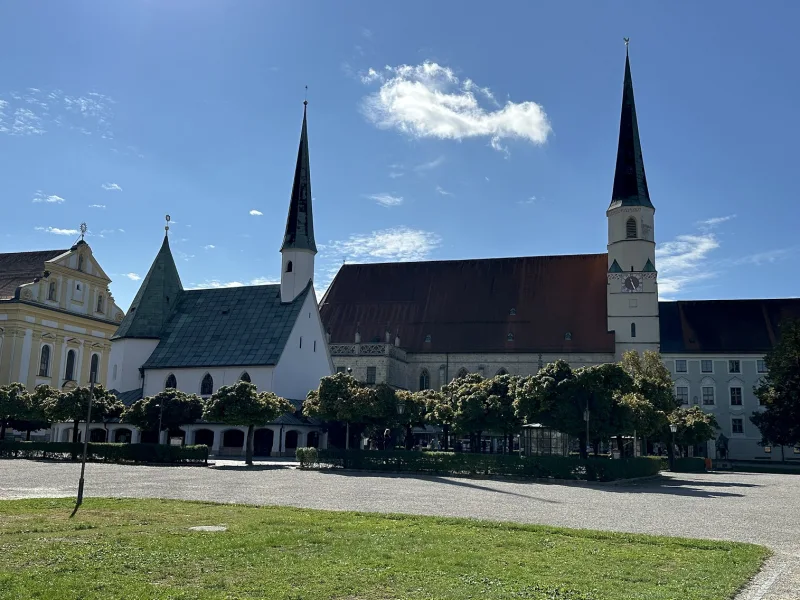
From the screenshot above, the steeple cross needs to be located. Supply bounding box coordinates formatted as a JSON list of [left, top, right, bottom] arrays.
[[165, 214, 171, 234]]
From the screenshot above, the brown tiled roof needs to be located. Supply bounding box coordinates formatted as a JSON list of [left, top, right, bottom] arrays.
[[659, 299, 800, 354], [320, 254, 615, 354], [0, 249, 68, 300]]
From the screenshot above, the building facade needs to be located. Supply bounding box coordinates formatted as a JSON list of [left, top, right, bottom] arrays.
[[0, 241, 124, 392], [319, 49, 800, 462]]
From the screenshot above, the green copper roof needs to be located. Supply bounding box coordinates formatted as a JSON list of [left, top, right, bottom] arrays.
[[643, 258, 656, 272], [281, 103, 317, 253], [112, 234, 184, 339], [142, 283, 311, 369], [609, 49, 654, 210], [608, 259, 623, 273]]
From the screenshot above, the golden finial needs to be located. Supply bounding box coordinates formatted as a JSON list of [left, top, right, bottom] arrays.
[[79, 222, 87, 241]]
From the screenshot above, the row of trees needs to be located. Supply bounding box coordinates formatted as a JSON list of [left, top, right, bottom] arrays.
[[303, 351, 719, 460], [0, 382, 294, 465]]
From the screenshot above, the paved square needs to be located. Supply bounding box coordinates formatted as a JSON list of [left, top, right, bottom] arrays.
[[1, 460, 798, 599]]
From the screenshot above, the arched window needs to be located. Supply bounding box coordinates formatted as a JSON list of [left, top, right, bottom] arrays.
[[201, 373, 214, 395], [564, 332, 572, 341], [456, 368, 469, 379], [48, 281, 57, 301], [90, 354, 100, 383], [419, 369, 430, 391], [626, 217, 637, 239], [65, 349, 76, 381], [507, 332, 514, 341], [165, 373, 177, 389], [38, 346, 50, 377], [96, 294, 104, 313], [496, 368, 508, 376], [286, 261, 293, 273], [240, 371, 251, 383], [631, 322, 636, 338]]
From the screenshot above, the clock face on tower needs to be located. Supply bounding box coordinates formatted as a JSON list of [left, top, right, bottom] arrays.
[[622, 274, 642, 293]]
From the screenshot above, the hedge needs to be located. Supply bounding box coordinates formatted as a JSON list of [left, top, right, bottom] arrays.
[[0, 441, 208, 465], [313, 450, 663, 482], [672, 457, 707, 473], [296, 447, 319, 468]]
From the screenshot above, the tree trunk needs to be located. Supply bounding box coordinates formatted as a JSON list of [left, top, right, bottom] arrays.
[[245, 425, 254, 466], [507, 433, 514, 455], [405, 424, 413, 450], [345, 422, 350, 450], [593, 440, 599, 457], [782, 445, 786, 463], [0, 421, 6, 440], [26, 430, 31, 441], [578, 431, 588, 460], [666, 441, 675, 468], [616, 435, 624, 455], [476, 431, 483, 453], [443, 425, 450, 451]]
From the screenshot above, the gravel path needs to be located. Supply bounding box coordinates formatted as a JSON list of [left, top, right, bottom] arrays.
[[1, 459, 798, 599]]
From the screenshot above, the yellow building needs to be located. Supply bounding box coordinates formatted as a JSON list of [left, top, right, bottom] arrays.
[[0, 240, 124, 390]]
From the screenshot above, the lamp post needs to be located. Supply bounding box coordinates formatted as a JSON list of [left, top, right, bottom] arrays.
[[345, 367, 352, 450], [155, 401, 166, 444], [397, 398, 406, 450], [669, 423, 678, 471], [583, 405, 590, 458], [76, 365, 97, 508]]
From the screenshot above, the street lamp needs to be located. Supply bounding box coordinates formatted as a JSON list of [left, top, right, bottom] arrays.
[[155, 401, 166, 444], [583, 405, 590, 457], [669, 423, 678, 471], [76, 364, 97, 508]]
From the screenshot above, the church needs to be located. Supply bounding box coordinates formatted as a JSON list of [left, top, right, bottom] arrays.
[[85, 103, 334, 456], [319, 50, 800, 462]]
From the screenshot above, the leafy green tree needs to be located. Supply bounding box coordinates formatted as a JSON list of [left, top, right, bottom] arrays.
[[123, 389, 204, 442], [421, 388, 454, 449], [395, 389, 427, 450], [669, 407, 719, 455], [0, 383, 29, 440], [442, 373, 491, 452], [485, 374, 522, 454], [43, 385, 123, 457], [304, 372, 373, 449], [203, 381, 294, 465], [620, 350, 677, 414], [615, 392, 665, 440], [751, 318, 800, 458], [9, 384, 52, 441]]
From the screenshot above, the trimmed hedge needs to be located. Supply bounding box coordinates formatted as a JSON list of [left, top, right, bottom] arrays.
[[314, 450, 663, 482], [0, 441, 208, 465], [296, 447, 319, 468], [672, 457, 707, 473]]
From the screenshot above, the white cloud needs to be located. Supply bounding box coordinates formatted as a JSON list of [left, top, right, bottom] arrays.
[[361, 28, 373, 39], [249, 209, 263, 216], [436, 185, 453, 196], [656, 233, 720, 296], [361, 62, 551, 153], [101, 182, 122, 191], [0, 88, 114, 138], [32, 191, 65, 204], [485, 176, 490, 182], [34, 226, 79, 236], [204, 244, 216, 250], [697, 214, 736, 229], [414, 156, 445, 171], [730, 248, 794, 267], [189, 277, 279, 289], [324, 227, 441, 263], [518, 196, 536, 205], [388, 171, 404, 179], [124, 273, 141, 281], [367, 193, 404, 207], [88, 204, 106, 209]]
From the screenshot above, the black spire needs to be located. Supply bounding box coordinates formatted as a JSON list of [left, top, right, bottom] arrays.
[[610, 44, 653, 210], [281, 102, 317, 252]]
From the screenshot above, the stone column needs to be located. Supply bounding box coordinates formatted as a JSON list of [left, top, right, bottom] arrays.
[[298, 431, 307, 448], [130, 428, 141, 444], [271, 427, 282, 455], [211, 428, 222, 455], [183, 427, 195, 446], [241, 427, 248, 456]]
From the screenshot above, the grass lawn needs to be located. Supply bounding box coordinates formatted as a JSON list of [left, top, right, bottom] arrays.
[[0, 498, 768, 600]]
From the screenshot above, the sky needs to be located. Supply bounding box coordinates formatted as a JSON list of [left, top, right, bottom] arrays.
[[1, 1, 799, 311]]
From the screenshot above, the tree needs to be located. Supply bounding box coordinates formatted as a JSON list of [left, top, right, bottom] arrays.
[[304, 372, 373, 450], [442, 373, 491, 452], [615, 392, 665, 440], [123, 389, 204, 441], [751, 318, 800, 457], [395, 390, 427, 450], [485, 374, 522, 454], [0, 383, 30, 440], [43, 385, 123, 458], [203, 381, 293, 465], [421, 388, 453, 450], [9, 385, 52, 441], [669, 407, 719, 455]]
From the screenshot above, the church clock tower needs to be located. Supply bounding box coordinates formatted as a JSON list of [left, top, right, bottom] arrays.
[[607, 43, 660, 358]]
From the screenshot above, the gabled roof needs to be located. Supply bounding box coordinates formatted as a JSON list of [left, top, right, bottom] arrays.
[[113, 235, 183, 339], [142, 283, 311, 369], [109, 388, 144, 406], [0, 249, 69, 300], [320, 254, 616, 354], [609, 49, 653, 210], [281, 103, 317, 253], [659, 299, 800, 354]]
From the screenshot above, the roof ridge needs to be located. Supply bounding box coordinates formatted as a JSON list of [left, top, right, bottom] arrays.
[[340, 252, 609, 268]]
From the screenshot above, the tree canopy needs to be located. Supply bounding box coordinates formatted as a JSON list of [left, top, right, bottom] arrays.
[[123, 389, 204, 434], [0, 383, 30, 439]]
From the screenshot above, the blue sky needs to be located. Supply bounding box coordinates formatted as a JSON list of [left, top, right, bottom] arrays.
[[2, 1, 799, 310]]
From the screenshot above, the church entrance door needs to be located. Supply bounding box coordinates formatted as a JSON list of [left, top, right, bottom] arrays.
[[254, 428, 274, 457]]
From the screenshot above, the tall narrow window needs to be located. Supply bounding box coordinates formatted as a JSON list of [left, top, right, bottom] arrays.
[[96, 294, 104, 313], [630, 322, 636, 338], [89, 354, 100, 383], [626, 217, 637, 239], [419, 369, 430, 391], [77, 255, 84, 271], [313, 340, 317, 352], [366, 366, 377, 384], [65, 349, 76, 381], [286, 261, 293, 273], [48, 281, 57, 301], [165, 373, 177, 389], [730, 387, 743, 406], [299, 336, 302, 349], [201, 373, 214, 395], [39, 346, 50, 377], [240, 372, 251, 383]]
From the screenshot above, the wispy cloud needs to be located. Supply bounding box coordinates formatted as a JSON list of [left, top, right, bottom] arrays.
[[101, 182, 122, 191], [657, 233, 720, 296], [697, 214, 736, 230], [360, 62, 551, 154], [730, 248, 795, 267], [124, 273, 141, 281], [249, 209, 263, 216], [31, 191, 65, 204], [189, 277, 279, 289], [324, 227, 441, 263], [414, 156, 445, 171], [361, 27, 373, 39], [88, 204, 106, 209], [388, 171, 404, 179], [34, 226, 79, 236], [518, 196, 537, 205], [0, 88, 114, 139], [367, 193, 404, 207], [204, 244, 216, 250], [436, 185, 453, 196]]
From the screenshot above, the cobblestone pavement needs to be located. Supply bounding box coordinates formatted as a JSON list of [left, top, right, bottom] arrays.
[[1, 460, 798, 599]]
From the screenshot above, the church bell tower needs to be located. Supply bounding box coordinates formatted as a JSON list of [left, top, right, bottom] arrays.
[[607, 42, 660, 358]]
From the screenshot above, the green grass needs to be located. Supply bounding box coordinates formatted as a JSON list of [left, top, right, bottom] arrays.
[[0, 498, 768, 600]]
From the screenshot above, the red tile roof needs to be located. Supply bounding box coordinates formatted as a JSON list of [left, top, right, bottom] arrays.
[[0, 249, 68, 300], [320, 253, 616, 354]]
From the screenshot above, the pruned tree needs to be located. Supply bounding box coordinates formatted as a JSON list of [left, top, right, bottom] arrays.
[[615, 392, 666, 441], [485, 374, 522, 454], [669, 406, 719, 456], [395, 389, 427, 450], [304, 372, 373, 450], [122, 388, 204, 442], [442, 373, 491, 452], [9, 384, 52, 441], [43, 385, 123, 458], [421, 388, 453, 450], [0, 383, 30, 440], [203, 381, 294, 465]]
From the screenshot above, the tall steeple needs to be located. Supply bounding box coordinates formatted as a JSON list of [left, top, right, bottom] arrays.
[[609, 42, 653, 210], [280, 101, 317, 303], [112, 219, 183, 339], [281, 101, 317, 252]]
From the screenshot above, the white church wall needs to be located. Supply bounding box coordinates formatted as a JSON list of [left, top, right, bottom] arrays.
[[273, 287, 334, 400], [142, 366, 275, 398], [107, 338, 159, 393]]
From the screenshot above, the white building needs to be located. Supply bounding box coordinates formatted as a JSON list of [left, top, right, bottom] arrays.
[[54, 103, 334, 456], [319, 49, 800, 462]]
